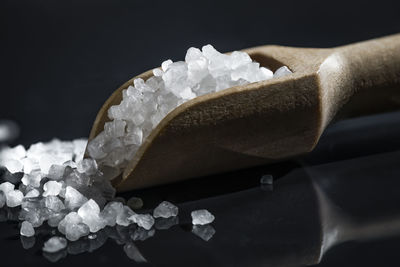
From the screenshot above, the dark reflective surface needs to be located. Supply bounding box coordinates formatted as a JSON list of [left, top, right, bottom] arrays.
[[1, 111, 400, 266]]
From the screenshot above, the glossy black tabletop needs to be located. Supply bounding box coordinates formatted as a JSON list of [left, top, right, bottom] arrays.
[[1, 110, 400, 266]]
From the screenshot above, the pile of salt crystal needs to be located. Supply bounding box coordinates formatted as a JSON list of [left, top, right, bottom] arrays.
[[87, 45, 292, 173], [0, 44, 279, 257]]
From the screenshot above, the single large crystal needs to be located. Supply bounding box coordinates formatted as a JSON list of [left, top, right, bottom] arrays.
[[77, 199, 106, 233], [129, 213, 155, 230], [64, 186, 88, 210], [191, 209, 215, 225], [116, 206, 135, 226], [43, 181, 62, 197], [42, 237, 67, 253], [58, 212, 90, 241], [45, 196, 65, 212], [153, 201, 178, 218], [0, 181, 15, 194], [76, 158, 98, 175], [20, 221, 35, 237], [6, 190, 24, 207], [100, 201, 123, 227]]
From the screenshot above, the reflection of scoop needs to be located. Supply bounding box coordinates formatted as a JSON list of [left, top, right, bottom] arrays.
[[134, 149, 400, 266], [87, 34, 400, 191]]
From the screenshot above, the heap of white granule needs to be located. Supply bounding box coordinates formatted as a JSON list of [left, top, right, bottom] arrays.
[[0, 45, 292, 258], [0, 139, 214, 257], [87, 45, 292, 172]]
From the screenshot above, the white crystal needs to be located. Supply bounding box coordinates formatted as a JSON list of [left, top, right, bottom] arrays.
[[100, 201, 123, 227], [77, 199, 106, 233], [116, 206, 135, 226], [161, 59, 173, 71], [45, 196, 65, 212], [6, 190, 24, 207], [64, 186, 88, 210], [42, 236, 67, 253], [273, 66, 292, 78], [43, 181, 62, 197], [72, 138, 87, 162], [76, 158, 98, 175], [1, 159, 23, 173], [0, 145, 26, 162], [47, 164, 66, 180], [191, 209, 215, 225], [129, 213, 154, 230], [20, 221, 35, 237], [58, 212, 90, 241], [153, 201, 178, 218], [21, 171, 42, 187], [0, 182, 15, 194], [24, 189, 40, 198]]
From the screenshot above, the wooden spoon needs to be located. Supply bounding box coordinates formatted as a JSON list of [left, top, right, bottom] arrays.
[[87, 34, 400, 192]]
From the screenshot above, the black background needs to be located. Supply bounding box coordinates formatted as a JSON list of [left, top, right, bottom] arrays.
[[1, 0, 400, 266], [1, 0, 400, 147]]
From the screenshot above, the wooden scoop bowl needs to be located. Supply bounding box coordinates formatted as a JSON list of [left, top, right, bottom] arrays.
[[87, 34, 400, 192]]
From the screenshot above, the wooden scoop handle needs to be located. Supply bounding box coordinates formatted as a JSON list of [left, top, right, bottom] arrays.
[[326, 34, 400, 122]]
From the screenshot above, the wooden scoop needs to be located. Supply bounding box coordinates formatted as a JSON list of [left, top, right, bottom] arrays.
[[87, 34, 400, 192]]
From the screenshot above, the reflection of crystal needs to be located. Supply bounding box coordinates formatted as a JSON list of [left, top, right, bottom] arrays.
[[131, 227, 156, 241], [155, 216, 179, 230], [20, 236, 36, 249], [124, 242, 147, 263], [43, 250, 68, 263], [192, 225, 216, 241]]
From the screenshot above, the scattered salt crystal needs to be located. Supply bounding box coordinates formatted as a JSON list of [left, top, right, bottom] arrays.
[[0, 181, 15, 194], [129, 213, 154, 230], [6, 190, 24, 207], [161, 59, 173, 71], [116, 206, 135, 226], [21, 171, 42, 187], [43, 181, 62, 197], [64, 186, 88, 210], [192, 225, 216, 241], [47, 165, 66, 180], [1, 159, 23, 173], [260, 174, 273, 185], [273, 66, 292, 78], [20, 221, 35, 237], [76, 158, 98, 175], [191, 209, 215, 225], [58, 212, 90, 241], [24, 189, 40, 198], [45, 196, 65, 212], [126, 197, 143, 210], [153, 201, 178, 218], [101, 201, 123, 227], [43, 237, 67, 253], [77, 199, 105, 233]]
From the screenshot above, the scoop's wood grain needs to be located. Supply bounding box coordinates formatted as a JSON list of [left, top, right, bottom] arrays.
[[87, 34, 400, 192]]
